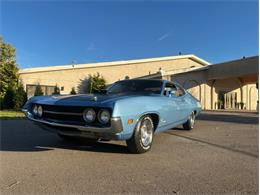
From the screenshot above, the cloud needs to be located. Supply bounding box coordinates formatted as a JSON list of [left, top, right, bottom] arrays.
[[157, 32, 172, 41]]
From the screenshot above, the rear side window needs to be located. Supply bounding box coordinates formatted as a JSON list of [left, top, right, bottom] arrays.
[[174, 83, 186, 97], [163, 82, 176, 96], [163, 82, 185, 97]]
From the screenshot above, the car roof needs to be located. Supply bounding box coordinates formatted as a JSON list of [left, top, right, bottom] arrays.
[[115, 79, 179, 87], [117, 79, 166, 83]]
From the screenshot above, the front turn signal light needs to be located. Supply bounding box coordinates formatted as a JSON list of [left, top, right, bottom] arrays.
[[127, 119, 133, 125]]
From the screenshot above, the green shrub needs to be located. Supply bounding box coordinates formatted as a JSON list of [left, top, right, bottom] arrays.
[[34, 84, 44, 96], [87, 73, 106, 93], [14, 82, 27, 109], [0, 96, 3, 110], [70, 87, 76, 95], [3, 86, 16, 109], [52, 84, 60, 95]]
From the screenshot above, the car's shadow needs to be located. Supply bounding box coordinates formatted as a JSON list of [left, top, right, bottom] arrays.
[[1, 112, 257, 153], [0, 120, 129, 154]]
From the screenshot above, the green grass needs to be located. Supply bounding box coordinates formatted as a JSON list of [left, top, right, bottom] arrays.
[[0, 110, 25, 119]]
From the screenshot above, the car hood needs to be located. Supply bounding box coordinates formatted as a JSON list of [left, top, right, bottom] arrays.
[[30, 93, 144, 107]]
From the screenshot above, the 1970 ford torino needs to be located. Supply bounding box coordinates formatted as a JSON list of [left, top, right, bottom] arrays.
[[22, 79, 201, 153]]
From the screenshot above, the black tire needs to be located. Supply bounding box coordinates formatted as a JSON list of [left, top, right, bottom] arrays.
[[183, 112, 195, 130], [126, 115, 154, 154]]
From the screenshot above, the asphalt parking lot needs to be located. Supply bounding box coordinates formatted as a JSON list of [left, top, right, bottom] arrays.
[[0, 111, 258, 194]]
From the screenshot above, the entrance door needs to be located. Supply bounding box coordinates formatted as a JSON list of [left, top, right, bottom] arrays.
[[224, 92, 237, 109], [218, 91, 225, 109]]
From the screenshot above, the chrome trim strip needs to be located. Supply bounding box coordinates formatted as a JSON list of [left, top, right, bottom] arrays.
[[43, 110, 83, 116], [23, 110, 123, 133]]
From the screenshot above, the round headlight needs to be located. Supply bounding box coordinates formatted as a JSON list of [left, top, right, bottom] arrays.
[[32, 105, 38, 115], [98, 109, 110, 124], [83, 108, 96, 123], [37, 105, 43, 117]]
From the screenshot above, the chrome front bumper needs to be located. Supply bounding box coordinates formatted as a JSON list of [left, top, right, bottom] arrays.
[[22, 109, 123, 134]]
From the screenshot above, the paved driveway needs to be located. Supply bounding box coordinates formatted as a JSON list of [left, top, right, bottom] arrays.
[[0, 112, 258, 194]]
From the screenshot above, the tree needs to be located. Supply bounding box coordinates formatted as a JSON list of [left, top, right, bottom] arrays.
[[14, 82, 27, 109], [52, 84, 60, 95], [0, 97, 3, 110], [70, 87, 76, 95], [87, 73, 106, 93], [0, 36, 19, 98], [0, 36, 27, 110], [3, 86, 16, 109], [34, 84, 44, 96]]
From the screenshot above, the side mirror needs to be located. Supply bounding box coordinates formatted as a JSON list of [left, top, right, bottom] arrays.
[[169, 91, 176, 97], [168, 90, 176, 97], [170, 91, 176, 95]]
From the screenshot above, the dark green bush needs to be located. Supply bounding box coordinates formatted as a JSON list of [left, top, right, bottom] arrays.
[[14, 83, 27, 109], [52, 84, 60, 95], [0, 96, 3, 110], [87, 73, 106, 93], [34, 84, 44, 96], [3, 86, 16, 109], [70, 87, 76, 95]]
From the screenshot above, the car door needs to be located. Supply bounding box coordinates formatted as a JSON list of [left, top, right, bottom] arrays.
[[174, 82, 193, 120], [160, 82, 187, 127]]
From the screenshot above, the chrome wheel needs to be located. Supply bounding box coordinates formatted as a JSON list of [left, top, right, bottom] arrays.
[[126, 115, 155, 153], [183, 111, 196, 130], [140, 117, 153, 147], [190, 112, 195, 128]]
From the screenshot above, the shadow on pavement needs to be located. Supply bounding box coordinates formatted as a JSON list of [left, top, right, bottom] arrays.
[[1, 112, 258, 153], [0, 120, 128, 154], [197, 113, 258, 124], [165, 131, 258, 158]]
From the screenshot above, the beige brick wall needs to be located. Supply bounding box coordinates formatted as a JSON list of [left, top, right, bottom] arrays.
[[19, 55, 258, 111], [20, 58, 204, 94]]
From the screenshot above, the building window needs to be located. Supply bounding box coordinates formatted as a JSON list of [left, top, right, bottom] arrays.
[[26, 84, 56, 98]]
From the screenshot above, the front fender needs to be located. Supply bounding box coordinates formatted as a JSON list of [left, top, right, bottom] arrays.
[[112, 96, 162, 139], [22, 96, 47, 110]]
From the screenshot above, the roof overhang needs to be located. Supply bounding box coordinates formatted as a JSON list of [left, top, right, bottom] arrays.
[[19, 54, 210, 74], [208, 56, 259, 80]]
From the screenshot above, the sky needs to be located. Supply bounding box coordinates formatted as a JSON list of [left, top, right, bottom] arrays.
[[1, 1, 259, 68]]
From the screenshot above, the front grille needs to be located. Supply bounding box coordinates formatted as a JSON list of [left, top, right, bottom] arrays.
[[42, 105, 85, 113], [41, 105, 85, 125], [43, 112, 85, 123], [36, 104, 111, 127]]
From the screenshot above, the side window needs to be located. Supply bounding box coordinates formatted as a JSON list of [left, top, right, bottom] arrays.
[[164, 82, 185, 97], [163, 82, 177, 96], [174, 83, 186, 97]]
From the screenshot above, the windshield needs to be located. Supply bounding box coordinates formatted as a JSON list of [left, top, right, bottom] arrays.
[[107, 80, 163, 95]]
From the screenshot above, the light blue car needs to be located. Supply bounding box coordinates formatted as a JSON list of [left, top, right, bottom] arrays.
[[22, 79, 201, 153]]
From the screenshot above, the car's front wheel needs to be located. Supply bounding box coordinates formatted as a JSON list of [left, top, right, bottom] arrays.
[[183, 111, 196, 130], [126, 115, 154, 154]]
